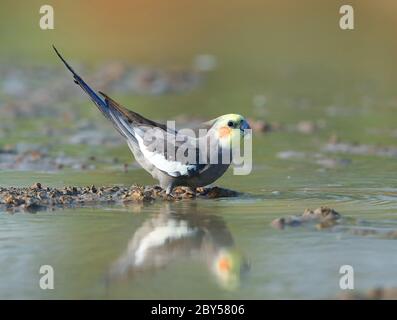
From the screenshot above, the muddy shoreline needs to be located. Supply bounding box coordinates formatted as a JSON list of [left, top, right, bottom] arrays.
[[0, 183, 240, 213]]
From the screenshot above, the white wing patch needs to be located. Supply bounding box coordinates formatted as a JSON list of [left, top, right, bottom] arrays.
[[134, 219, 197, 266], [110, 114, 195, 177], [133, 126, 193, 177]]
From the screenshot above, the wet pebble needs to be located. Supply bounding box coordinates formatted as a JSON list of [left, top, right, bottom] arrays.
[[271, 206, 341, 230], [271, 207, 397, 241], [0, 183, 240, 213], [296, 120, 317, 134], [338, 287, 397, 300]]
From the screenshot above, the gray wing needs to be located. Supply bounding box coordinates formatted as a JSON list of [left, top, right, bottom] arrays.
[[99, 93, 207, 177], [54, 46, 205, 177]]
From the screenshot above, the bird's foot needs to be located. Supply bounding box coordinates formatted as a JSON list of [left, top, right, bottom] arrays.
[[165, 185, 173, 195], [164, 185, 175, 200], [163, 186, 197, 200], [165, 193, 175, 201]]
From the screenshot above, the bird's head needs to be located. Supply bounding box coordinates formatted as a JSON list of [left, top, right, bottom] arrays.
[[212, 248, 250, 290], [209, 114, 251, 148]]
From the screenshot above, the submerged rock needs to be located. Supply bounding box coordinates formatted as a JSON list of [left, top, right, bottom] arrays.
[[296, 120, 317, 134], [270, 206, 341, 230], [338, 287, 397, 300], [0, 184, 240, 213], [345, 227, 397, 239], [271, 207, 397, 241]]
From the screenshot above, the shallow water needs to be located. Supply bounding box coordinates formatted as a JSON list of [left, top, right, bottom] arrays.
[[1, 88, 396, 299], [1, 0, 397, 298], [0, 147, 396, 299]]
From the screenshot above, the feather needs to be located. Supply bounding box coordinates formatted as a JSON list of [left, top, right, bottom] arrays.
[[52, 45, 111, 120], [98, 92, 169, 132], [54, 46, 208, 180]]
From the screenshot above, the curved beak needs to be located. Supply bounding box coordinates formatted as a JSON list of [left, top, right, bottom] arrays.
[[240, 120, 251, 136]]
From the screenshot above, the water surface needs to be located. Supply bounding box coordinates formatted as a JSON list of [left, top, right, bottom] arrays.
[[1, 150, 396, 299], [1, 0, 397, 299]]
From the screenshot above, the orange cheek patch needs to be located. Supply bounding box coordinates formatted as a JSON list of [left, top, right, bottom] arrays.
[[219, 126, 232, 138], [218, 257, 231, 272]]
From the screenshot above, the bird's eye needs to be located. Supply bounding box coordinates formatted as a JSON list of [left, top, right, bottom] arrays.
[[227, 121, 234, 128]]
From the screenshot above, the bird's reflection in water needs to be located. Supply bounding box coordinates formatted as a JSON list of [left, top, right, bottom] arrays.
[[108, 202, 250, 290]]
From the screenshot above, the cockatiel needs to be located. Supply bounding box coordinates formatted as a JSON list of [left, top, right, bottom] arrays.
[[108, 203, 250, 290], [53, 46, 251, 194]]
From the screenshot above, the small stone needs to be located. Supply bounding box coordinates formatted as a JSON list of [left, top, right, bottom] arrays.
[[248, 119, 272, 133], [4, 195, 15, 205], [0, 184, 238, 212], [196, 187, 205, 195], [313, 206, 340, 220], [271, 218, 285, 230], [338, 287, 397, 300], [30, 182, 42, 190], [271, 206, 340, 230], [206, 186, 238, 198], [328, 133, 340, 144], [296, 121, 316, 134]]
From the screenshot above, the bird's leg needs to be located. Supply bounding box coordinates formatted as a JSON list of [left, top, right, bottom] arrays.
[[165, 185, 172, 195], [165, 185, 175, 198]]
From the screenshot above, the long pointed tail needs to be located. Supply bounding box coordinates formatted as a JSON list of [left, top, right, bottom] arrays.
[[52, 45, 111, 120]]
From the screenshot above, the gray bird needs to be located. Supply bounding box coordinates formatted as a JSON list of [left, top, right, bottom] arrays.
[[53, 46, 251, 194]]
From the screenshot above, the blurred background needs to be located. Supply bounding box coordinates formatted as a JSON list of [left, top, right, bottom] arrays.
[[0, 0, 396, 299], [1, 0, 396, 181]]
